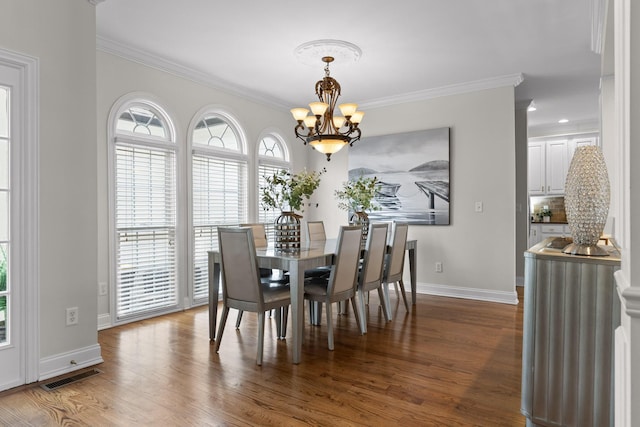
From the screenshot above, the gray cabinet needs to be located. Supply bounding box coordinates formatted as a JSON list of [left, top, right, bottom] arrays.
[[522, 239, 620, 427]]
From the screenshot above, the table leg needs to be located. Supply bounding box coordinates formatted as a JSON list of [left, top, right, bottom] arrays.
[[289, 262, 303, 364], [408, 247, 417, 305], [208, 254, 220, 341]]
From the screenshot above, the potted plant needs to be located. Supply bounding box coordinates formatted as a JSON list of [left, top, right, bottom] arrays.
[[537, 206, 552, 223], [260, 168, 324, 250], [334, 176, 380, 244]]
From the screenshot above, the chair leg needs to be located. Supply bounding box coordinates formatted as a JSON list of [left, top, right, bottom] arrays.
[[215, 306, 230, 353], [280, 306, 288, 339], [309, 301, 323, 325], [378, 286, 391, 322], [397, 279, 410, 312], [274, 307, 288, 339], [350, 296, 362, 336], [235, 310, 243, 329], [357, 290, 367, 334], [325, 300, 334, 351], [257, 311, 265, 366]]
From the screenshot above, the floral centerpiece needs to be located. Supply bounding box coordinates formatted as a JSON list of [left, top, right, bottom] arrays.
[[260, 168, 324, 250], [260, 168, 324, 213], [334, 176, 380, 213], [334, 176, 380, 244]]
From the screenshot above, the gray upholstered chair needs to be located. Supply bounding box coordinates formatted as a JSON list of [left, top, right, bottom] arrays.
[[304, 220, 332, 288], [236, 223, 289, 338], [356, 222, 391, 333], [305, 220, 326, 242], [304, 225, 363, 350], [215, 226, 291, 365], [383, 222, 410, 312]]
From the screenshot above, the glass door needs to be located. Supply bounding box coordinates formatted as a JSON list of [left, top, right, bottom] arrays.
[[0, 64, 22, 390]]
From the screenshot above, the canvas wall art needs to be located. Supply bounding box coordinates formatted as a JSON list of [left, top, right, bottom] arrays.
[[348, 127, 450, 225]]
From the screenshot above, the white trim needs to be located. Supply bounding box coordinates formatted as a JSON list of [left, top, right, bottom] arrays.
[[97, 314, 111, 331], [359, 73, 524, 109], [38, 344, 103, 382], [97, 36, 526, 112], [0, 48, 40, 385], [616, 270, 640, 317], [97, 37, 291, 111], [414, 282, 519, 305], [615, 326, 630, 427]]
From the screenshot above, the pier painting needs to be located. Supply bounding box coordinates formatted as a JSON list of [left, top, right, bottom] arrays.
[[348, 127, 450, 225]]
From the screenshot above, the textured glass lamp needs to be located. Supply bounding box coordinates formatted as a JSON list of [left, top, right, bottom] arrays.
[[563, 146, 610, 256]]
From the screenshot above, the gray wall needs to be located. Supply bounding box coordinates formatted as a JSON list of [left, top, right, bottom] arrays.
[[0, 0, 98, 360], [308, 87, 518, 301]]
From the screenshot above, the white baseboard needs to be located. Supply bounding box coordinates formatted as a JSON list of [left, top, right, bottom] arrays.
[[415, 282, 519, 305], [97, 313, 112, 331], [39, 344, 103, 381]]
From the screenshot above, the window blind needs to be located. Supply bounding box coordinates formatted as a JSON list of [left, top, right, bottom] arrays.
[[115, 144, 177, 319], [192, 154, 247, 300]]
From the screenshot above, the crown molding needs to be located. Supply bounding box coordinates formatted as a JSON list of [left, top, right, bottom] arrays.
[[96, 36, 291, 110], [97, 35, 525, 113], [358, 73, 524, 110], [87, 0, 106, 5]]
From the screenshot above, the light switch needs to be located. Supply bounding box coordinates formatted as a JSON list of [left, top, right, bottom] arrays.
[[475, 201, 483, 213]]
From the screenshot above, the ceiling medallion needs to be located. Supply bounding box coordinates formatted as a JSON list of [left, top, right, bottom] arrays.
[[294, 40, 362, 67], [290, 55, 364, 161]]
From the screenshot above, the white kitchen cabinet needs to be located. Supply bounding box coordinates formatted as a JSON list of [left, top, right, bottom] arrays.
[[527, 142, 545, 195], [568, 136, 598, 161], [529, 224, 542, 248], [545, 140, 568, 194], [528, 135, 598, 196]]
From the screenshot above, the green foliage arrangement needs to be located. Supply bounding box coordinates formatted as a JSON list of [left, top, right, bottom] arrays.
[[335, 176, 381, 213], [260, 168, 324, 213], [536, 207, 553, 221]]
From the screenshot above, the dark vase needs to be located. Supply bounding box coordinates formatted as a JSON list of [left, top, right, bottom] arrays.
[[274, 211, 301, 251], [349, 211, 369, 247]]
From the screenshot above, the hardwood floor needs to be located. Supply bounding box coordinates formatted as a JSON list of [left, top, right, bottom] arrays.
[[0, 288, 525, 426]]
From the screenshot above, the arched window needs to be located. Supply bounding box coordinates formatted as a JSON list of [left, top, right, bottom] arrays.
[[257, 134, 290, 239], [191, 111, 248, 302], [110, 98, 178, 321]]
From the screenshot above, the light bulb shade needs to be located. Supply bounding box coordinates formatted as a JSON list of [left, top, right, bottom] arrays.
[[350, 111, 365, 124], [338, 103, 358, 117], [303, 116, 318, 129], [308, 135, 349, 154], [290, 108, 309, 121], [309, 101, 329, 116], [333, 116, 346, 129]]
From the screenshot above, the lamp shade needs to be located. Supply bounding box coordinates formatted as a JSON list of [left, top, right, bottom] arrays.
[[563, 145, 610, 256], [309, 137, 348, 154]]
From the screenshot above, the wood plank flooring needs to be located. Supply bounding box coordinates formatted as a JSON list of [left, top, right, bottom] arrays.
[[0, 288, 525, 426]]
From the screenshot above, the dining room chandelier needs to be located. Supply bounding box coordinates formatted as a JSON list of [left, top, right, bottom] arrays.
[[291, 56, 364, 161]]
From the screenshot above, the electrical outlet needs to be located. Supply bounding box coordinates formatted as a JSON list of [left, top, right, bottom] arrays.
[[66, 307, 78, 326], [99, 282, 108, 296], [435, 262, 443, 273], [475, 201, 483, 213]]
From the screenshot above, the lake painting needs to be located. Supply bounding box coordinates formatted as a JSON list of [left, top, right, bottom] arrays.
[[348, 127, 450, 225]]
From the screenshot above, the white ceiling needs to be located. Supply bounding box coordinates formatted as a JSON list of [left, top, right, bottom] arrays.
[[95, 0, 603, 136]]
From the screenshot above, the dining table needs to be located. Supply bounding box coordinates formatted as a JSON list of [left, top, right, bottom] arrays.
[[208, 237, 417, 364]]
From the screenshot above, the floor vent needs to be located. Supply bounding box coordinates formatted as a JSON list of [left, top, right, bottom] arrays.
[[40, 368, 102, 391]]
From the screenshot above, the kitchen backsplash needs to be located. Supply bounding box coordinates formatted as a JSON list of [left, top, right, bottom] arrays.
[[530, 196, 567, 223]]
